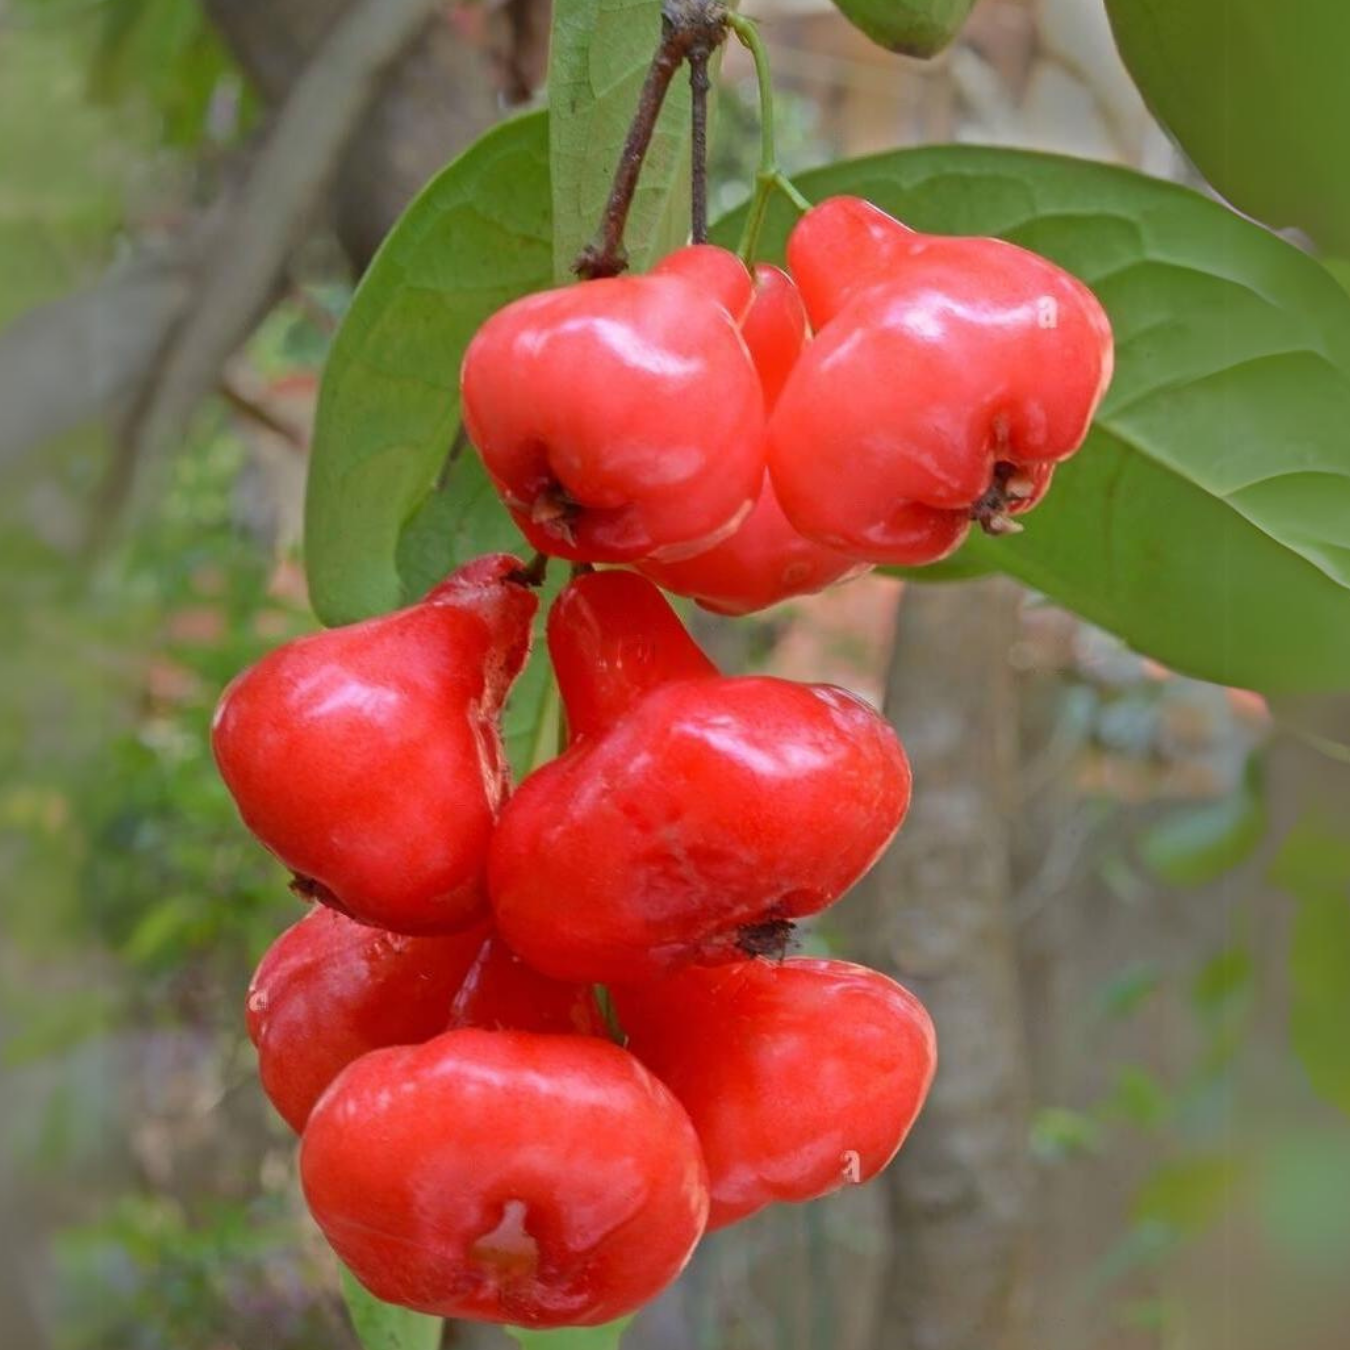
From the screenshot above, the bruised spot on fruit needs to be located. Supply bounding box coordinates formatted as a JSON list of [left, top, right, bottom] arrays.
[[736, 918, 796, 961], [469, 1199, 539, 1280]]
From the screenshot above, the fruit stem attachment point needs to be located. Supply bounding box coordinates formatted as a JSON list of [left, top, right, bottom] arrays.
[[971, 461, 1033, 537], [508, 552, 551, 589], [727, 13, 811, 265]]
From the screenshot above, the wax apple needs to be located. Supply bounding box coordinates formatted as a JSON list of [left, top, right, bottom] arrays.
[[489, 572, 910, 983], [640, 263, 867, 614], [770, 195, 1113, 563], [213, 555, 536, 934], [246, 909, 604, 1131], [616, 958, 937, 1228], [461, 245, 764, 563], [301, 1030, 709, 1326]]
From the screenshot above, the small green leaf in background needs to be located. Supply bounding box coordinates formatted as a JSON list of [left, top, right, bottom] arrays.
[[713, 146, 1350, 694], [1131, 1155, 1242, 1238], [340, 1269, 441, 1350], [304, 112, 552, 625], [1094, 961, 1163, 1022], [1189, 946, 1253, 1021], [507, 1316, 634, 1350], [90, 0, 254, 148], [1139, 756, 1267, 887], [1099, 1065, 1171, 1131], [547, 0, 694, 281], [1106, 0, 1350, 256], [1270, 820, 1350, 1118], [1030, 1106, 1103, 1161], [828, 0, 976, 59]]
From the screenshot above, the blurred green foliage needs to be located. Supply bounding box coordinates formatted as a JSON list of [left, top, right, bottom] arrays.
[[53, 1194, 337, 1350]]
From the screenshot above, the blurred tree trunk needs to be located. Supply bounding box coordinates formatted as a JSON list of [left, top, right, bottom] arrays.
[[840, 579, 1033, 1350], [202, 0, 516, 268]]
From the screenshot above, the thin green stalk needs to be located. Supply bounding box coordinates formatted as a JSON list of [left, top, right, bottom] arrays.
[[726, 12, 811, 264]]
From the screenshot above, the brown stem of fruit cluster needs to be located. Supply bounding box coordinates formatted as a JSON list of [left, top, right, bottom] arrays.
[[688, 42, 713, 244], [573, 0, 729, 279], [508, 552, 551, 588], [970, 460, 1037, 537]]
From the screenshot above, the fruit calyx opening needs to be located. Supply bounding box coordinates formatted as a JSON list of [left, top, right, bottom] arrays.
[[971, 460, 1037, 537]]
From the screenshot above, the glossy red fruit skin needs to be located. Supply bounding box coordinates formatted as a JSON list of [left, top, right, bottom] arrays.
[[212, 555, 536, 935], [740, 262, 810, 406], [246, 908, 487, 1132], [448, 933, 609, 1037], [650, 242, 754, 321], [489, 572, 911, 985], [639, 264, 868, 615], [246, 911, 606, 1132], [300, 1030, 710, 1327], [615, 958, 936, 1230], [769, 196, 1114, 565], [460, 247, 765, 563]]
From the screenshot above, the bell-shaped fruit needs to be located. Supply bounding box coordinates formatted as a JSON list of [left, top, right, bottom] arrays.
[[300, 1030, 709, 1327], [489, 571, 911, 984], [830, 0, 977, 60], [246, 909, 605, 1132], [213, 554, 537, 934], [770, 196, 1114, 564], [616, 957, 937, 1229], [461, 244, 765, 564], [639, 264, 868, 614]]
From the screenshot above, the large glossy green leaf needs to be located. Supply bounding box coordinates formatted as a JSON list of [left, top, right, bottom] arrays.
[[547, 0, 691, 281], [713, 147, 1350, 693], [340, 1270, 441, 1350], [304, 112, 551, 626], [1106, 0, 1350, 255]]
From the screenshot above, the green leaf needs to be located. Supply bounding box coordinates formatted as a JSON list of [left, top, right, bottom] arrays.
[[713, 147, 1350, 693], [1131, 1155, 1241, 1237], [547, 0, 692, 281], [1190, 946, 1253, 1019], [1139, 757, 1266, 887], [1099, 1065, 1172, 1130], [1105, 0, 1350, 255], [340, 1269, 441, 1350], [1030, 1106, 1102, 1161], [1271, 820, 1350, 1118], [828, 0, 976, 59], [1094, 961, 1162, 1022], [305, 112, 552, 626], [506, 1317, 634, 1350]]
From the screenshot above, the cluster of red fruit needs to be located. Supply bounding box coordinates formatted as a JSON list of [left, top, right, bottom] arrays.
[[211, 196, 1112, 1330], [463, 195, 1113, 614]]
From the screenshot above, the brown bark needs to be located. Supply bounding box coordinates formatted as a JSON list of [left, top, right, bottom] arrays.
[[838, 579, 1033, 1350]]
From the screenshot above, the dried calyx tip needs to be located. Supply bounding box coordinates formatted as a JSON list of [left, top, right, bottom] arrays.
[[736, 918, 797, 961], [971, 460, 1033, 537]]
